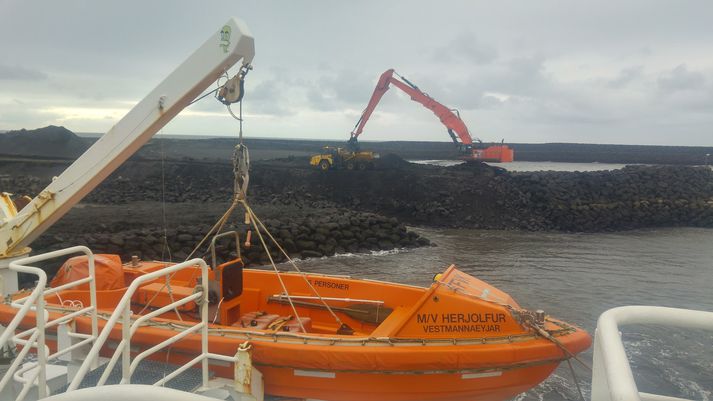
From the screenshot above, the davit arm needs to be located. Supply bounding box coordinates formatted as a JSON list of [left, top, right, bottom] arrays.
[[0, 18, 255, 257]]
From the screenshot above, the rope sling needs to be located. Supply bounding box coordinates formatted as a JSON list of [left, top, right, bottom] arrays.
[[141, 65, 351, 333]]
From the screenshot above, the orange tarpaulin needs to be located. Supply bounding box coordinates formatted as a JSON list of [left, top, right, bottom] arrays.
[[50, 254, 124, 291]]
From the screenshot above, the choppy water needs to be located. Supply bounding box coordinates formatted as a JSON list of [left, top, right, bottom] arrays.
[[409, 160, 631, 171], [282, 227, 713, 400]]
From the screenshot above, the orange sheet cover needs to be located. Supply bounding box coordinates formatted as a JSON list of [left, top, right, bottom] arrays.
[[50, 254, 123, 291]]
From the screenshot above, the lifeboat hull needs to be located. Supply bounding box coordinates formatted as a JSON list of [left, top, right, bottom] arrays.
[[0, 263, 590, 401], [257, 365, 557, 401]]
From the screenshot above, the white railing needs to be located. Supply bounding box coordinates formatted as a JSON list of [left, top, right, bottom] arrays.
[[66, 257, 236, 392], [1, 245, 257, 399], [43, 384, 218, 401], [0, 246, 99, 400], [591, 305, 713, 401]]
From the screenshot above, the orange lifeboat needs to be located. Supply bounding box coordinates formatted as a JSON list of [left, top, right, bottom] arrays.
[[0, 256, 590, 401]]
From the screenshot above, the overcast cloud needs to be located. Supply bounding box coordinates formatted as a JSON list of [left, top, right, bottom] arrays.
[[1, 0, 712, 145]]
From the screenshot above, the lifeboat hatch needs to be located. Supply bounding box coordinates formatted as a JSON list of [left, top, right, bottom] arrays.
[[208, 257, 245, 326], [217, 258, 244, 301], [208, 231, 245, 325]]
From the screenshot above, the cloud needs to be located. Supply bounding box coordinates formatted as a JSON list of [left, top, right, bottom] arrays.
[[432, 32, 498, 65], [607, 66, 644, 88], [650, 64, 713, 114], [657, 64, 706, 94], [500, 55, 552, 96], [305, 69, 376, 111], [306, 86, 338, 112], [0, 101, 59, 128], [0, 64, 48, 81], [2, 1, 713, 145], [424, 54, 552, 112], [236, 78, 295, 117]]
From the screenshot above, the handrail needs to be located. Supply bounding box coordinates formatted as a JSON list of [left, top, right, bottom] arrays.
[[2, 248, 249, 399], [0, 246, 98, 400], [591, 306, 713, 401], [0, 265, 46, 355], [128, 323, 204, 378], [209, 230, 241, 269], [41, 384, 218, 401], [0, 330, 40, 396], [67, 258, 209, 392], [95, 292, 203, 387]]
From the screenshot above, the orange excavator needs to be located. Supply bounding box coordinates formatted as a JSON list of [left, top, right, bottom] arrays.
[[348, 69, 514, 162]]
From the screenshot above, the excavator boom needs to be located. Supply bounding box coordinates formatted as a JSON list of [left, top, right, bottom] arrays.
[[349, 69, 513, 162], [350, 69, 474, 147]]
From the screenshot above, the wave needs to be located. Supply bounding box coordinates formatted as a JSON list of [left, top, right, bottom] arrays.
[[332, 248, 409, 258], [514, 372, 589, 401], [273, 248, 411, 268]]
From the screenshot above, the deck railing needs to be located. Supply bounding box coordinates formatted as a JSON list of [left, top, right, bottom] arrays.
[[41, 384, 219, 401], [1, 247, 252, 400], [0, 246, 99, 400], [591, 305, 713, 401], [65, 256, 247, 394]]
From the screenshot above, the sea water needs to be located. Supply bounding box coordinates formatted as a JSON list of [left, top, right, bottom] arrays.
[[284, 226, 713, 400]]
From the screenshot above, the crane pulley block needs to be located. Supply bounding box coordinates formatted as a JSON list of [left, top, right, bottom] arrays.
[[218, 74, 246, 105], [217, 64, 252, 105]]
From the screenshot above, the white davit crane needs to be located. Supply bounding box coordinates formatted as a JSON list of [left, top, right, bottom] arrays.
[[0, 18, 255, 293]]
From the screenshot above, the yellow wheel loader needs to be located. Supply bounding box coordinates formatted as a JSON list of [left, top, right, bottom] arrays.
[[310, 146, 379, 171]]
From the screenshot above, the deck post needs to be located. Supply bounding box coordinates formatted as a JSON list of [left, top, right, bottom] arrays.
[[201, 264, 210, 388], [122, 303, 131, 384], [36, 288, 47, 398]]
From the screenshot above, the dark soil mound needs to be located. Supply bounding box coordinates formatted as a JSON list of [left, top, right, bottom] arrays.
[[375, 153, 414, 169], [0, 126, 90, 158], [447, 160, 507, 175]]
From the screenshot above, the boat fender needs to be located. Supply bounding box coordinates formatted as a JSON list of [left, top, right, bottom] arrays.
[[244, 230, 252, 248]]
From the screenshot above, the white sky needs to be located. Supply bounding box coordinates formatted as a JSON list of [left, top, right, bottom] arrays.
[[1, 0, 712, 145]]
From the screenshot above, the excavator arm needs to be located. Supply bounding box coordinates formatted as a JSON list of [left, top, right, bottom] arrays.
[[349, 69, 480, 152], [0, 17, 255, 258]]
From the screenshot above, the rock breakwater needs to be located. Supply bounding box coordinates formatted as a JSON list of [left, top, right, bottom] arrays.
[[32, 208, 429, 267], [502, 165, 713, 231], [4, 156, 713, 233]]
